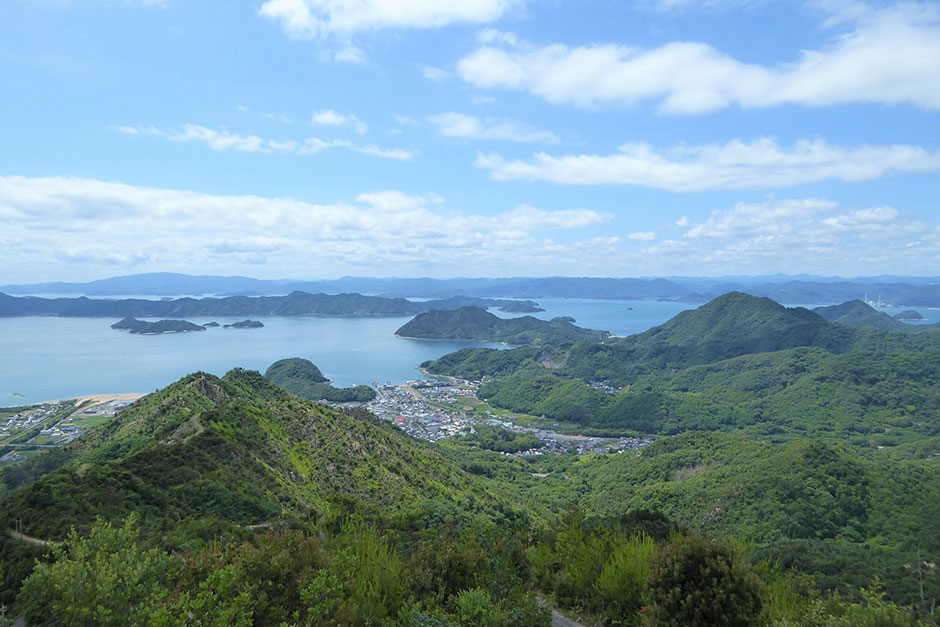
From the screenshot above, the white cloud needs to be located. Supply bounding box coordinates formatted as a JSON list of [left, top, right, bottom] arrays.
[[684, 198, 835, 238], [457, 4, 940, 112], [259, 0, 520, 39], [423, 66, 452, 81], [334, 45, 365, 63], [628, 231, 658, 241], [310, 109, 368, 133], [429, 112, 559, 144], [474, 138, 940, 191], [352, 144, 416, 160], [115, 124, 413, 159], [656, 197, 938, 274], [0, 175, 616, 280], [501, 204, 613, 229]]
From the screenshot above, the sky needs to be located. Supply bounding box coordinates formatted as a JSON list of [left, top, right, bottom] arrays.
[[1, 0, 939, 282]]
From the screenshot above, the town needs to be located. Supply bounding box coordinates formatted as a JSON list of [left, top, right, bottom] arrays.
[[1, 381, 651, 464], [0, 397, 135, 463], [364, 379, 651, 456]]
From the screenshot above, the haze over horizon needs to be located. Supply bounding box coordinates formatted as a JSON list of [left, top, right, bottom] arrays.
[[2, 0, 939, 282]]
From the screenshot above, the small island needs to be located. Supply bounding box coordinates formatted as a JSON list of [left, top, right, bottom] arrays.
[[203, 321, 220, 328], [111, 317, 206, 334], [894, 310, 927, 321], [264, 358, 376, 402], [224, 319, 264, 329], [395, 306, 610, 346]]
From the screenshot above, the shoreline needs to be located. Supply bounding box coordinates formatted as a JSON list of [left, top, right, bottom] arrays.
[[2, 392, 145, 409]]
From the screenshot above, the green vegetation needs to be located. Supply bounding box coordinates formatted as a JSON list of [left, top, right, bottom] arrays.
[[423, 294, 940, 441], [461, 424, 540, 453], [224, 319, 264, 329], [264, 358, 376, 402], [3, 292, 940, 624], [111, 317, 206, 334], [397, 306, 610, 346]]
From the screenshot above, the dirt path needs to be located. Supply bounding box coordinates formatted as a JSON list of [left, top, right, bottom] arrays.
[[8, 529, 55, 547], [536, 597, 590, 627]]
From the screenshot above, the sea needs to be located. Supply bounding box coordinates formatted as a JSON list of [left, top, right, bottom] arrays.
[[1, 297, 938, 406]]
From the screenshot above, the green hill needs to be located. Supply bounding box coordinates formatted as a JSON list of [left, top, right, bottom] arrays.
[[264, 358, 375, 402], [396, 306, 609, 346], [0, 370, 512, 601], [812, 300, 910, 331]]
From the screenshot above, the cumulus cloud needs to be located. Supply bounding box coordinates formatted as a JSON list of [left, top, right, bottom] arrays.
[[310, 109, 368, 134], [258, 0, 520, 39], [474, 137, 940, 191], [115, 124, 414, 159], [456, 4, 940, 112], [429, 112, 559, 144], [0, 175, 613, 280], [659, 197, 939, 274]]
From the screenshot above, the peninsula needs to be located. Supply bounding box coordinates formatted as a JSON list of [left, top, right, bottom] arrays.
[[395, 306, 610, 346], [264, 358, 375, 402]]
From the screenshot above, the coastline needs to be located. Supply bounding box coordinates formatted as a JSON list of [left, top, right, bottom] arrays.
[[3, 392, 145, 409]]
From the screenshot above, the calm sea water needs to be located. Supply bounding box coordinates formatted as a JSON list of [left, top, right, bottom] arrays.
[[2, 298, 937, 406]]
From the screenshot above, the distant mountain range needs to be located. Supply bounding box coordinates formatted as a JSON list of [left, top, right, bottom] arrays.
[[0, 291, 540, 318], [3, 272, 940, 306]]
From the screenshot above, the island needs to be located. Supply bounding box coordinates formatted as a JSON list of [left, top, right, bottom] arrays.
[[395, 306, 610, 346], [0, 290, 543, 318], [264, 358, 376, 402], [224, 319, 264, 329], [894, 309, 927, 321], [203, 321, 220, 328], [110, 317, 205, 334]]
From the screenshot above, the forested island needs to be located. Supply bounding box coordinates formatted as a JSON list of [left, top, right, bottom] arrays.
[[224, 319, 264, 329], [895, 309, 927, 321], [0, 290, 541, 318], [395, 306, 610, 345], [264, 358, 375, 402], [110, 317, 206, 334]]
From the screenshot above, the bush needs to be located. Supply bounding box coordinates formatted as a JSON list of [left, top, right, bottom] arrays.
[[647, 533, 764, 627]]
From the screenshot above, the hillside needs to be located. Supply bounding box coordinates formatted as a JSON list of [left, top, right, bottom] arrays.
[[426, 293, 940, 386], [264, 358, 376, 402], [0, 369, 513, 601], [396, 306, 610, 345], [423, 294, 940, 437]]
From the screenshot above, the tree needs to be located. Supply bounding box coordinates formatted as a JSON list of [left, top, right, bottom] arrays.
[[16, 513, 174, 626], [647, 533, 764, 627]]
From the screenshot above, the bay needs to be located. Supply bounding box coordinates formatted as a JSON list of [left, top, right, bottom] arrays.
[[3, 297, 937, 407]]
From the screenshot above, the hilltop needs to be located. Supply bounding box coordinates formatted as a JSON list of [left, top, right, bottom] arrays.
[[395, 306, 610, 346]]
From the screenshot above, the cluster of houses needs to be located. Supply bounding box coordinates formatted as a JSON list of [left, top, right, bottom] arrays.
[[0, 402, 70, 440], [365, 380, 652, 457], [1, 398, 136, 463]]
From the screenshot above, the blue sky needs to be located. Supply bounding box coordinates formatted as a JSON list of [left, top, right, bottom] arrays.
[[1, 0, 939, 282]]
